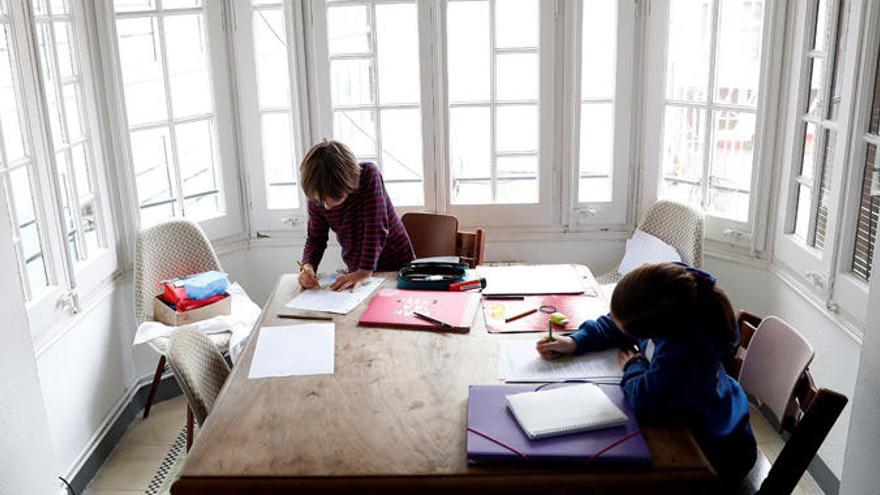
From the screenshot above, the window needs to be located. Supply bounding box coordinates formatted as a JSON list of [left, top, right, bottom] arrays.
[[645, 0, 771, 242], [851, 42, 880, 281], [109, 0, 241, 237], [315, 0, 424, 207]]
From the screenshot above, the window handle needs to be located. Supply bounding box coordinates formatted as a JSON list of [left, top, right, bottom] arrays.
[[804, 271, 825, 290], [576, 207, 598, 218], [59, 290, 81, 315], [722, 228, 749, 240], [282, 216, 302, 227]]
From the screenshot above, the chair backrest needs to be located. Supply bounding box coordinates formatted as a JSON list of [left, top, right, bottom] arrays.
[[134, 219, 222, 326], [401, 212, 486, 268], [167, 328, 231, 425], [739, 316, 815, 425], [758, 386, 847, 494], [638, 200, 704, 267]]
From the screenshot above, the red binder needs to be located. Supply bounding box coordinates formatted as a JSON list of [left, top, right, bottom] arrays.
[[358, 288, 481, 332]]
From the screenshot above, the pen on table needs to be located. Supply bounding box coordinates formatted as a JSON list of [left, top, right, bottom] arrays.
[[296, 260, 324, 290], [277, 313, 334, 321], [484, 295, 525, 300], [505, 307, 537, 323], [412, 311, 454, 329]]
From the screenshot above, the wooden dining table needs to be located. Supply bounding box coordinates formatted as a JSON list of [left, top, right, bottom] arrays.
[[172, 267, 717, 494]]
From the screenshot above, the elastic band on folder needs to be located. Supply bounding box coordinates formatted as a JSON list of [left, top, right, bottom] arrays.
[[467, 427, 644, 464], [467, 427, 529, 460]]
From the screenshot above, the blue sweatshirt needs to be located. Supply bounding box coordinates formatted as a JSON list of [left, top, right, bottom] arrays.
[[570, 314, 756, 481]]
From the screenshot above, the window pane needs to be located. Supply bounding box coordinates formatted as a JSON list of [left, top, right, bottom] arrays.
[[261, 112, 297, 209], [114, 0, 155, 12], [496, 155, 537, 204], [870, 47, 880, 135], [58, 153, 83, 262], [495, 0, 538, 49], [814, 130, 835, 248], [807, 58, 824, 116], [0, 25, 26, 163], [813, 0, 830, 52], [116, 17, 168, 126], [163, 0, 202, 9], [447, 1, 489, 103], [252, 7, 290, 109], [53, 21, 77, 80], [496, 104, 537, 153], [666, 0, 712, 102], [581, 0, 616, 100], [800, 122, 818, 180], [176, 119, 219, 220], [379, 108, 422, 206], [714, 0, 764, 107], [496, 53, 537, 101], [449, 106, 490, 204], [827, 0, 849, 120], [8, 167, 48, 294], [62, 83, 83, 142], [330, 58, 374, 106], [326, 4, 370, 56], [852, 143, 878, 281], [579, 102, 613, 202], [708, 110, 755, 221], [70, 142, 93, 202], [333, 110, 376, 157], [660, 105, 706, 208], [164, 14, 212, 118], [131, 126, 176, 213], [794, 184, 812, 240], [376, 3, 419, 105]]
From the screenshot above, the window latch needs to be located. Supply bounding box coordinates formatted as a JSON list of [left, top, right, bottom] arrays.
[[282, 216, 302, 227], [59, 290, 81, 315], [576, 207, 598, 219], [804, 271, 825, 290], [722, 228, 749, 240]]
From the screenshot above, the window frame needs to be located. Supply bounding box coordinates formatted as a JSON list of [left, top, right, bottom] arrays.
[[642, 0, 783, 248], [99, 0, 243, 241], [564, 0, 636, 227]]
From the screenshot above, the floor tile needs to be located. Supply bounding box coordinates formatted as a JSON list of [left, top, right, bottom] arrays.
[[88, 444, 169, 491]]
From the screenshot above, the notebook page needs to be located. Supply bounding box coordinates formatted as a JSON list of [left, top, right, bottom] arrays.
[[498, 340, 623, 382], [285, 277, 383, 315], [505, 383, 627, 439], [249, 324, 335, 379]]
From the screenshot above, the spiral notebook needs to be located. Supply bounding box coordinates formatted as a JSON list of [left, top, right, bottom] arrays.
[[505, 383, 627, 440]]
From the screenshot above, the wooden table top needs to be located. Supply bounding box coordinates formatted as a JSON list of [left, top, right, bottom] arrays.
[[173, 267, 716, 494]]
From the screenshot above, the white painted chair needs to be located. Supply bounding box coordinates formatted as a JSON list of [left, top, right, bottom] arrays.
[[597, 200, 704, 285], [134, 219, 232, 418], [167, 327, 231, 451]]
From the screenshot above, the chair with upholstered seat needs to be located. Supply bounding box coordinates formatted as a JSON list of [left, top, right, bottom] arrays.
[[166, 327, 231, 451], [135, 219, 232, 418], [401, 212, 486, 268], [596, 200, 704, 284], [730, 312, 848, 494]]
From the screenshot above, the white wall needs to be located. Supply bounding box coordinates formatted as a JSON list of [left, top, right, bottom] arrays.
[[0, 193, 60, 494], [706, 256, 860, 479], [840, 246, 880, 494]]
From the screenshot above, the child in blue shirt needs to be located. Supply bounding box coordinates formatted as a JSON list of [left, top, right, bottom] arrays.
[[537, 262, 757, 482]]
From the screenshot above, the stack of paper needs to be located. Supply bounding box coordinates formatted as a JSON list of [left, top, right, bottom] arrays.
[[497, 340, 623, 383], [477, 265, 589, 295], [285, 277, 383, 314], [249, 324, 335, 379]]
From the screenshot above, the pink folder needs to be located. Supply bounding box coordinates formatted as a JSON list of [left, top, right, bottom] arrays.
[[483, 294, 608, 333], [358, 288, 481, 332]]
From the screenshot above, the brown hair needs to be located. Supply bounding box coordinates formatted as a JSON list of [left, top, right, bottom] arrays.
[[300, 139, 361, 201], [610, 263, 736, 345]]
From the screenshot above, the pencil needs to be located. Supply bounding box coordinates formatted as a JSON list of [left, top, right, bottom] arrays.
[[505, 307, 537, 323], [413, 311, 454, 329], [277, 313, 334, 321]]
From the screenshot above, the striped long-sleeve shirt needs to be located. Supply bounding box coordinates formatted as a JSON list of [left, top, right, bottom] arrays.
[[302, 162, 415, 273]]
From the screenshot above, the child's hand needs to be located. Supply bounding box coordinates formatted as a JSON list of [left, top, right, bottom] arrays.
[[536, 336, 576, 360], [617, 349, 638, 368], [298, 263, 319, 289], [331, 269, 372, 291]]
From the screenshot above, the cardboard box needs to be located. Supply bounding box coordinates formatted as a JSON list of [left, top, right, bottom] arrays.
[[153, 293, 232, 326]]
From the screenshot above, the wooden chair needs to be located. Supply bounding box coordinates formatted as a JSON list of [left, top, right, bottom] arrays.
[[730, 311, 849, 494], [401, 212, 486, 268], [134, 219, 232, 418], [166, 327, 231, 451]]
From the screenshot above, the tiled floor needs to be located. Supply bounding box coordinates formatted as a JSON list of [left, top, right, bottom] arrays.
[[85, 397, 824, 494]]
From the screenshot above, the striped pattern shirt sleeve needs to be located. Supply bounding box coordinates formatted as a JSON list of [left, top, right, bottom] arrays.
[[358, 166, 390, 271], [302, 199, 330, 270]]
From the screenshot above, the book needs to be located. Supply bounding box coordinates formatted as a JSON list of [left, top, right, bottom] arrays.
[[505, 383, 628, 440], [358, 288, 481, 332], [466, 384, 650, 465]]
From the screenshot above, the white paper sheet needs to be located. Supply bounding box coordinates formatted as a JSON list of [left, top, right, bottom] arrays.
[[284, 277, 383, 314], [617, 229, 682, 276], [248, 324, 335, 379], [498, 339, 623, 383], [478, 265, 587, 295]]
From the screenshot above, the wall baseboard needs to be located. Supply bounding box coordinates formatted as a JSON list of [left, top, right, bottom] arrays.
[[69, 376, 182, 494]]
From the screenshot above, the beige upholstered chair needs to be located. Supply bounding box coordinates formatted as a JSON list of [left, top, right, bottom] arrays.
[[167, 328, 231, 451], [134, 219, 232, 418], [597, 200, 704, 284]]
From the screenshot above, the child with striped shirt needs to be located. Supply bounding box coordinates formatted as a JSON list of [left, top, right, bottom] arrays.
[[298, 140, 415, 291]]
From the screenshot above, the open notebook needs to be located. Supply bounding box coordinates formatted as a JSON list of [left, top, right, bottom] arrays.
[[505, 383, 627, 440]]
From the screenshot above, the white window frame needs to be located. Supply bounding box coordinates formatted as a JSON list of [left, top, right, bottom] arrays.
[[774, 0, 861, 310], [564, 0, 636, 227], [642, 0, 783, 249], [5, 0, 118, 343], [231, 0, 311, 234], [98, 0, 243, 242]]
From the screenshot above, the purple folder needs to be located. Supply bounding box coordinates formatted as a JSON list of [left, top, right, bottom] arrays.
[[466, 384, 651, 466]]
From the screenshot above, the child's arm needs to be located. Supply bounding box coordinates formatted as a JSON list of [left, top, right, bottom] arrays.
[[619, 349, 689, 420], [357, 164, 390, 273], [302, 201, 330, 270], [569, 314, 635, 355]]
